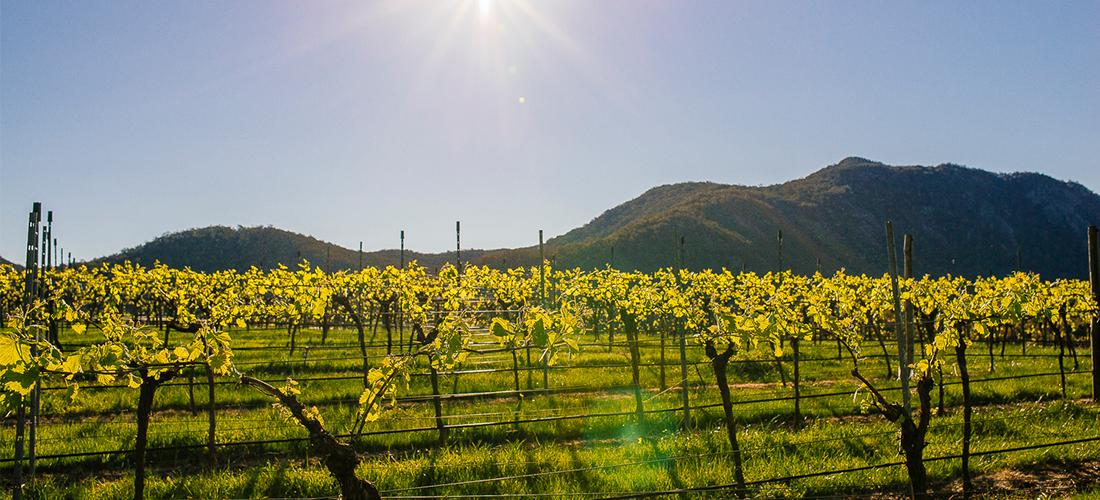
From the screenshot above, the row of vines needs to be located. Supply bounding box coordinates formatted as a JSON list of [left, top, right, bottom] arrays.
[[3, 260, 1098, 499]]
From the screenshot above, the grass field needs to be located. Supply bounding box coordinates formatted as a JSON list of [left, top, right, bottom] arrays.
[[4, 323, 1098, 499]]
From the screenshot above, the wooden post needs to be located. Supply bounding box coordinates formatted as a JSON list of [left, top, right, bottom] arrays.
[[957, 327, 973, 499], [680, 235, 686, 271], [937, 363, 945, 414], [30, 208, 44, 476], [456, 221, 461, 286], [30, 211, 51, 478], [188, 370, 198, 415], [398, 232, 405, 346], [886, 222, 910, 413], [14, 204, 42, 500], [550, 255, 557, 307], [792, 336, 801, 429], [322, 247, 331, 345], [988, 325, 995, 373], [47, 216, 59, 346], [680, 236, 686, 274], [430, 361, 448, 444], [777, 230, 783, 274], [1055, 316, 1067, 398], [676, 233, 690, 430], [623, 311, 644, 424], [1088, 225, 1099, 401], [539, 231, 547, 389], [659, 325, 667, 391], [607, 302, 616, 353], [527, 229, 535, 389], [904, 235, 915, 373], [205, 364, 217, 468], [539, 231, 545, 307]]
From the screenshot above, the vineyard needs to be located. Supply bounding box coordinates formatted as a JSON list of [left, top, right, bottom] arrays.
[[2, 256, 1100, 499]]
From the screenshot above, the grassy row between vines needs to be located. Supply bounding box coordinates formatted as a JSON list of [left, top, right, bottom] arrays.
[[3, 324, 1098, 499]]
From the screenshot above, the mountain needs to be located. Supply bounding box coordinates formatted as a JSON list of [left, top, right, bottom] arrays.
[[90, 225, 488, 273], [81, 158, 1100, 280], [543, 158, 1100, 280]]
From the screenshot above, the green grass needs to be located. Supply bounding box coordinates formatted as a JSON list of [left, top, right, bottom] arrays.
[[16, 399, 1099, 499], [4, 324, 1097, 499]]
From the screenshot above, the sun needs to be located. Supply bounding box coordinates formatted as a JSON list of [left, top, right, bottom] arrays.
[[400, 0, 584, 101], [303, 0, 595, 146]]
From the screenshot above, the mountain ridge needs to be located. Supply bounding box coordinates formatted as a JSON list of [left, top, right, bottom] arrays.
[[18, 158, 1097, 280], [544, 158, 1100, 279]]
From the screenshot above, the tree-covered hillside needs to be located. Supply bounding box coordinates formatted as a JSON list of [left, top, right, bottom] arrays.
[[71, 158, 1100, 280], [90, 226, 487, 273], [544, 158, 1100, 280]]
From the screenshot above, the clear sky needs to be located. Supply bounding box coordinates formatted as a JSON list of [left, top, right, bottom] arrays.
[[2, 1, 1098, 262]]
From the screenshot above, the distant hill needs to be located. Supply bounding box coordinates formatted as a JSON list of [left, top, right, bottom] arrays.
[[542, 158, 1100, 280], [90, 226, 487, 273], [1, 255, 23, 270], [80, 158, 1100, 280]]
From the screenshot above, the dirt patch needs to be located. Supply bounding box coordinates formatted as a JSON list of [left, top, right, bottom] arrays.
[[948, 460, 1100, 498], [859, 460, 1100, 499]]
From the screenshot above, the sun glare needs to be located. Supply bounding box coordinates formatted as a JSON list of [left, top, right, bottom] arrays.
[[325, 0, 600, 147]]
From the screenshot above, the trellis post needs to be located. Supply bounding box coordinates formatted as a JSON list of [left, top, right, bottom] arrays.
[[456, 221, 461, 286], [886, 222, 910, 413], [1088, 225, 1099, 401], [676, 232, 690, 430]]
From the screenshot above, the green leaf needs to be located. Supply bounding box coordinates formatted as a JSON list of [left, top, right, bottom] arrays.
[[491, 318, 514, 339], [0, 334, 30, 365], [64, 383, 79, 403], [209, 350, 232, 375], [1, 364, 38, 395], [311, 300, 326, 318], [62, 354, 82, 375], [531, 319, 549, 348], [448, 330, 462, 353]]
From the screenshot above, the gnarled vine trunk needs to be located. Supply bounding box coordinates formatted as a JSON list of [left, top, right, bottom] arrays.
[[621, 310, 644, 423], [240, 376, 381, 500], [134, 368, 177, 500], [705, 341, 747, 498], [850, 367, 934, 498]]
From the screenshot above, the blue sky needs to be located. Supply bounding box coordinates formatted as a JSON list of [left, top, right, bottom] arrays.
[[2, 1, 1097, 262]]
